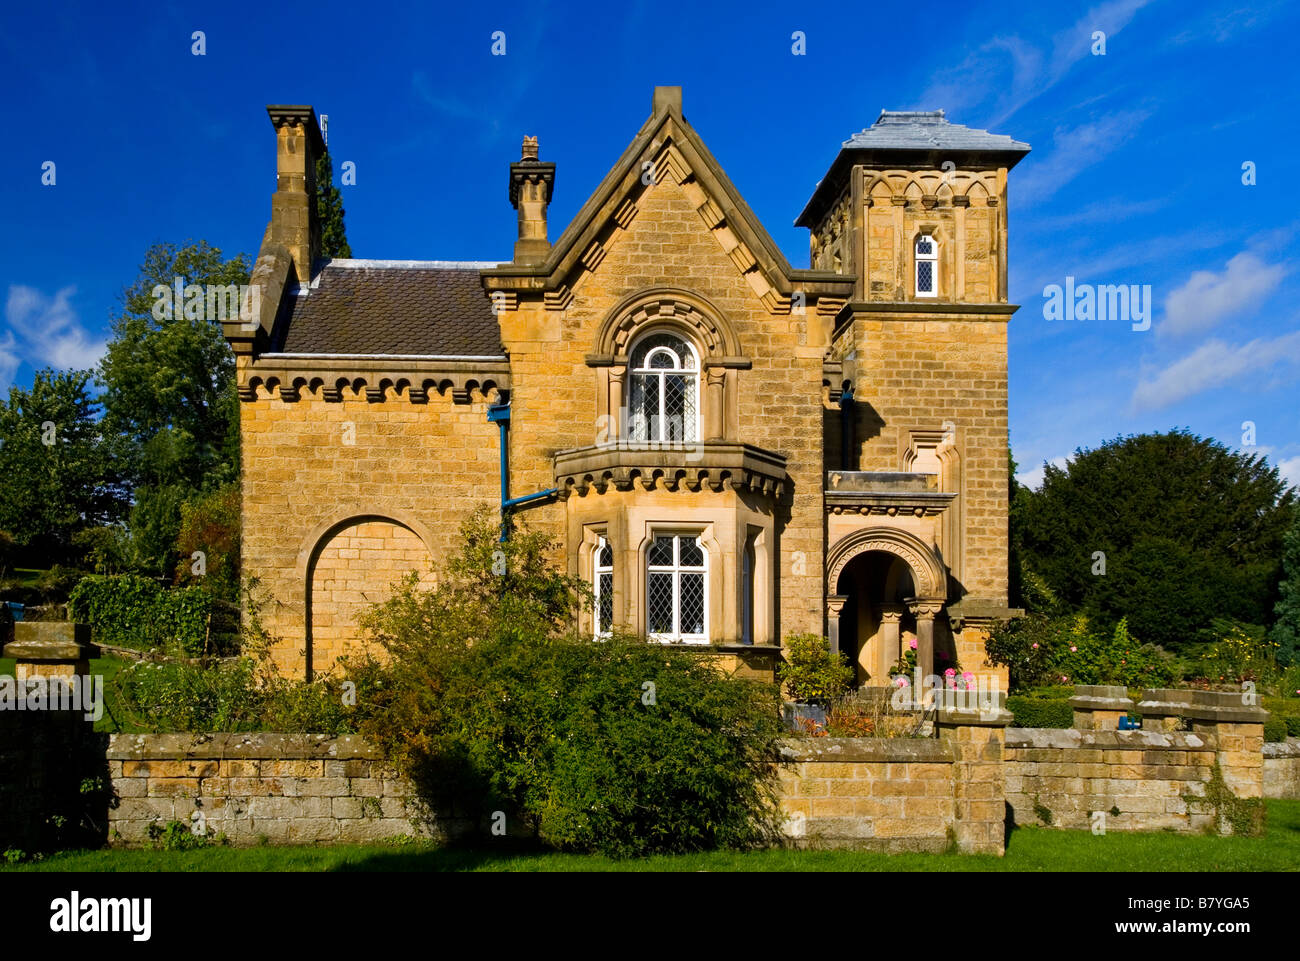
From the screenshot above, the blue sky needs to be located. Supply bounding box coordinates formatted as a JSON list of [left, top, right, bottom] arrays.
[[2, 0, 1297, 488]]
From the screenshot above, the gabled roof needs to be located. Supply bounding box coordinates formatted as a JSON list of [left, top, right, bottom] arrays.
[[796, 110, 1030, 227], [482, 89, 853, 304], [274, 260, 503, 357]]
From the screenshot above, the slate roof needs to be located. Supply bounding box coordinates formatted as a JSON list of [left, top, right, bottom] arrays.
[[795, 110, 1030, 228], [276, 260, 504, 356], [841, 110, 1031, 153]]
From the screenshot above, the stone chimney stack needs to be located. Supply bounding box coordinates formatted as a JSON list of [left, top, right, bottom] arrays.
[[509, 136, 556, 265], [266, 105, 326, 283]]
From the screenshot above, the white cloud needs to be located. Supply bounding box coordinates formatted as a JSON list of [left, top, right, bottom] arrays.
[[3, 285, 106, 378], [1131, 329, 1300, 410], [1015, 109, 1151, 204], [913, 0, 1153, 125], [1279, 455, 1300, 490], [1160, 252, 1287, 337], [0, 331, 18, 392], [1016, 455, 1070, 490]]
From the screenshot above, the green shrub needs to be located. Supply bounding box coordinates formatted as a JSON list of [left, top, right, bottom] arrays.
[[1194, 619, 1281, 685], [68, 574, 229, 656], [776, 633, 853, 704], [1264, 718, 1288, 742], [1286, 716, 1300, 738], [359, 506, 787, 858], [988, 613, 1177, 690], [1007, 695, 1073, 728]]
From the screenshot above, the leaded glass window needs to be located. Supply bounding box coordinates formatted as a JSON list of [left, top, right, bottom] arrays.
[[594, 536, 613, 637], [915, 234, 937, 297], [646, 534, 707, 644], [627, 333, 698, 443]]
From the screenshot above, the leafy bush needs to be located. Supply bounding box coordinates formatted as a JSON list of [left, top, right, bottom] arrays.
[[358, 506, 787, 858], [1006, 695, 1073, 728], [68, 574, 233, 656], [1286, 716, 1300, 738], [776, 633, 853, 704], [987, 613, 1176, 690], [1264, 718, 1288, 743], [175, 483, 240, 603]]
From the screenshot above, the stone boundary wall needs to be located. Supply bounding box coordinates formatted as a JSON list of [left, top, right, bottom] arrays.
[[1005, 728, 1219, 832], [1264, 740, 1300, 800], [106, 734, 457, 845]]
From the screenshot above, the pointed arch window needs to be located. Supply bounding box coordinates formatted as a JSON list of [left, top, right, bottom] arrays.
[[915, 234, 938, 298], [627, 332, 699, 443]]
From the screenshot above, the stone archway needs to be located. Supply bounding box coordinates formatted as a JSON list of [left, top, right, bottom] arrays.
[[825, 527, 947, 681], [300, 514, 435, 681]]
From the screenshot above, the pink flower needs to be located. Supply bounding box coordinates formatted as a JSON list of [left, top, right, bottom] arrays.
[[944, 668, 956, 677], [1060, 675, 1069, 682], [1070, 646, 1077, 652], [909, 639, 918, 650], [962, 672, 975, 682], [895, 677, 909, 687], [1032, 643, 1039, 650]]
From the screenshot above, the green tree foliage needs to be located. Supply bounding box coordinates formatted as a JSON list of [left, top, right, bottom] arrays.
[[174, 482, 240, 602], [1015, 431, 1292, 652], [1269, 505, 1300, 666], [0, 369, 126, 565], [98, 241, 248, 575], [357, 506, 786, 856], [315, 151, 352, 258]]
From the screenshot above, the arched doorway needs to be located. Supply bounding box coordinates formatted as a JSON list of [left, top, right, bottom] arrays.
[[825, 528, 949, 685]]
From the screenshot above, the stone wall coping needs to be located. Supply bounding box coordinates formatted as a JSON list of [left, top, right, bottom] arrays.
[[5, 622, 95, 660], [1005, 727, 1212, 751], [778, 736, 954, 764], [1069, 684, 1134, 711], [106, 732, 384, 761], [1263, 739, 1300, 759], [1137, 688, 1269, 724]]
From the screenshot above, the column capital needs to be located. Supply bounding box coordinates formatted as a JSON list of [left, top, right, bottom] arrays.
[[826, 594, 848, 616], [906, 597, 945, 619]]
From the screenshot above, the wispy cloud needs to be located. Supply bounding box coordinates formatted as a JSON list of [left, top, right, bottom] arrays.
[[1279, 454, 1300, 489], [3, 285, 106, 385], [1131, 329, 1300, 410], [1170, 0, 1288, 44], [913, 0, 1154, 125], [1160, 252, 1288, 337], [1016, 109, 1152, 203]]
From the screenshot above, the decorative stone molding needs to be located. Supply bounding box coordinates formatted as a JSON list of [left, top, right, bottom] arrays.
[[825, 526, 947, 600], [593, 287, 746, 362], [824, 470, 955, 517], [239, 355, 508, 404], [553, 441, 788, 499]]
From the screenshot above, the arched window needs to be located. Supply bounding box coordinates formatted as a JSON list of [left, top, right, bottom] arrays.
[[646, 534, 707, 644], [627, 332, 698, 443], [915, 234, 938, 298], [593, 536, 613, 638]]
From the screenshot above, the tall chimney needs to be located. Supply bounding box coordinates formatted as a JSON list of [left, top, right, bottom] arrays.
[[266, 105, 325, 283], [509, 136, 555, 265]]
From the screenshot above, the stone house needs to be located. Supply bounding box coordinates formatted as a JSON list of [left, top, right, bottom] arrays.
[[224, 88, 1028, 684]]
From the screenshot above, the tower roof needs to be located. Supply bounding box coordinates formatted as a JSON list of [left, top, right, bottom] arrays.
[[795, 110, 1030, 228]]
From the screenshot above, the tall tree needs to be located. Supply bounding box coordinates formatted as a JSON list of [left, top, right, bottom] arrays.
[[316, 150, 352, 258], [0, 369, 126, 565], [98, 241, 249, 576], [1015, 431, 1293, 651], [1271, 505, 1300, 666]]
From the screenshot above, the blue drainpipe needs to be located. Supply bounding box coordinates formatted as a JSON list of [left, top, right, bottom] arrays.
[[487, 400, 558, 541]]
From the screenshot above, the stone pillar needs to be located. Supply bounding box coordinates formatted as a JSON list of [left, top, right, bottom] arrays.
[[705, 368, 726, 440], [908, 600, 943, 680], [877, 604, 903, 679], [826, 595, 847, 659], [1069, 684, 1135, 731], [1138, 689, 1269, 804], [3, 621, 96, 681], [936, 692, 1013, 855], [608, 365, 626, 439]]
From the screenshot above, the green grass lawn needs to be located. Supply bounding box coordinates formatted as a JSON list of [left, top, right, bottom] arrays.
[[5, 800, 1299, 872], [0, 654, 135, 733]]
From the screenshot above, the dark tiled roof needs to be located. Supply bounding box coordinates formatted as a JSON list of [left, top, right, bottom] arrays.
[[842, 110, 1031, 153], [277, 261, 504, 356]]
